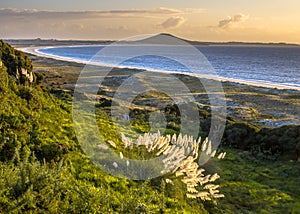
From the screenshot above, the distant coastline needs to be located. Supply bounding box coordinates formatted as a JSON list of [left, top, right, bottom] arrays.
[[5, 33, 300, 48]]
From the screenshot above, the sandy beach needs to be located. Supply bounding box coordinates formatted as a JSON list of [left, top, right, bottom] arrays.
[[2, 2, 300, 213], [19, 46, 300, 92], [20, 44, 299, 129]]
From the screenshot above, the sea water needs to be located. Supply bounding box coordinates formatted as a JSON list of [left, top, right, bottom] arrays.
[[38, 45, 300, 89]]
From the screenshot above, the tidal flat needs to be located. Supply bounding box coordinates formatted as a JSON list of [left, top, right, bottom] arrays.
[[28, 52, 300, 129]]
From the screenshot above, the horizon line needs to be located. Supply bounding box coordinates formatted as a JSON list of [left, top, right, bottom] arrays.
[[2, 33, 300, 46]]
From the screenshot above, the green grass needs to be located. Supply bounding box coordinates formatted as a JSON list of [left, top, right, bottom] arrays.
[[1, 41, 300, 213]]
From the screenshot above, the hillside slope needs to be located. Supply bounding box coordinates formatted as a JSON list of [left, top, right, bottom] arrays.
[[0, 41, 299, 213]]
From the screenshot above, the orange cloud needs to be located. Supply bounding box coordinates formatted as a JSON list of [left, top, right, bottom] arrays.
[[160, 16, 186, 29], [218, 13, 249, 29]]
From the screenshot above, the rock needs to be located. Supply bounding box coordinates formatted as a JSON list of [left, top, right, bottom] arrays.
[[18, 68, 34, 83]]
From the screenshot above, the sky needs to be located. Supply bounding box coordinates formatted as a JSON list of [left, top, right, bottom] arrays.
[[1, 0, 300, 43]]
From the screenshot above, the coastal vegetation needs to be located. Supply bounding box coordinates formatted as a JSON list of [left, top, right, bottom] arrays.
[[0, 40, 300, 213]]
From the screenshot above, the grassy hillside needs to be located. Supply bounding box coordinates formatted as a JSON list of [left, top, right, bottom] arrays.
[[0, 41, 300, 213]]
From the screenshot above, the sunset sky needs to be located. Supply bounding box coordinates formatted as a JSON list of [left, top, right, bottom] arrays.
[[1, 0, 300, 43]]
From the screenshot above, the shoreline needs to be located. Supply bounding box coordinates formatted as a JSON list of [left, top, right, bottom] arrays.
[[22, 45, 300, 128], [19, 46, 300, 92]]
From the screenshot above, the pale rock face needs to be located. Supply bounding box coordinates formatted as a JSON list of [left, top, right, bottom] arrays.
[[20, 68, 34, 83], [21, 68, 27, 76], [29, 72, 34, 83]]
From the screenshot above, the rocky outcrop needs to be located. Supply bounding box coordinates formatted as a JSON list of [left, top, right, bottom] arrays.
[[19, 68, 34, 83], [0, 40, 35, 85]]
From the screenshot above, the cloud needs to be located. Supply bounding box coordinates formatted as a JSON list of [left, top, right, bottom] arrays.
[[0, 7, 203, 19], [218, 13, 249, 29], [160, 16, 186, 29], [0, 7, 203, 39], [109, 7, 182, 14]]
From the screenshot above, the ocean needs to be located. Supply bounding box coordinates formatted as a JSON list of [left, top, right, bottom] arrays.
[[37, 45, 300, 89]]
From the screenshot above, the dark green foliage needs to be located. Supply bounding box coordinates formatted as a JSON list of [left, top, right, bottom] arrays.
[[222, 121, 300, 160], [210, 149, 300, 213], [0, 42, 209, 213], [0, 40, 45, 87], [223, 122, 258, 150], [33, 71, 45, 85], [0, 75, 77, 162], [257, 126, 300, 159], [1, 41, 300, 213]]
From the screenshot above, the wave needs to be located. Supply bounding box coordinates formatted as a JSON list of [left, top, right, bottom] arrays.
[[19, 45, 300, 91]]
